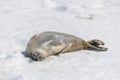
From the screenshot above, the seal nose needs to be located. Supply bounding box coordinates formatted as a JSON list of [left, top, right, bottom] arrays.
[[37, 53, 45, 61], [32, 51, 40, 60], [32, 51, 45, 61]]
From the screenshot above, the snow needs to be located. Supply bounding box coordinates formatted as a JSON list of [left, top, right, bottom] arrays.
[[0, 0, 120, 80]]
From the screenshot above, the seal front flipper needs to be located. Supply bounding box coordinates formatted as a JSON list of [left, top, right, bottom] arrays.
[[50, 43, 68, 56], [54, 44, 69, 56]]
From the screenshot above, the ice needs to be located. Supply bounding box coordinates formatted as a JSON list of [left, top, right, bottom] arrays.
[[0, 0, 120, 80]]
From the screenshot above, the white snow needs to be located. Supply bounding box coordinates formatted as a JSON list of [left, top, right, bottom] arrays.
[[0, 0, 120, 80]]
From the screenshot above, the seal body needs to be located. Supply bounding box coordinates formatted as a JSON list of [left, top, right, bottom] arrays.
[[26, 31, 107, 61]]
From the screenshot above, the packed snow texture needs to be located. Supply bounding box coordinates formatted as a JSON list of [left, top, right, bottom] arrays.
[[0, 0, 120, 80]]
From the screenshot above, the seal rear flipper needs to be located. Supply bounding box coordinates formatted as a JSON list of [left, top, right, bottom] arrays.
[[88, 39, 105, 47], [97, 46, 108, 51], [88, 45, 108, 51]]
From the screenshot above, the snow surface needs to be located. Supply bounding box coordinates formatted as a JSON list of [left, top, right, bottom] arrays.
[[0, 0, 120, 80]]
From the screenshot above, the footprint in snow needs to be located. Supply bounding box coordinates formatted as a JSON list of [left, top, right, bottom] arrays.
[[53, 6, 68, 12], [75, 14, 95, 20]]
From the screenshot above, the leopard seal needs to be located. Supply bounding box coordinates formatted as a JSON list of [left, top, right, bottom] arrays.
[[26, 31, 108, 61]]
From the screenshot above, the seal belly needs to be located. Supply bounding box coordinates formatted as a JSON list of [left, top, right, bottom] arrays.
[[26, 32, 82, 57]]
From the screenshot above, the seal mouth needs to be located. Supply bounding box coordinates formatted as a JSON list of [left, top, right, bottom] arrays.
[[32, 51, 45, 61]]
